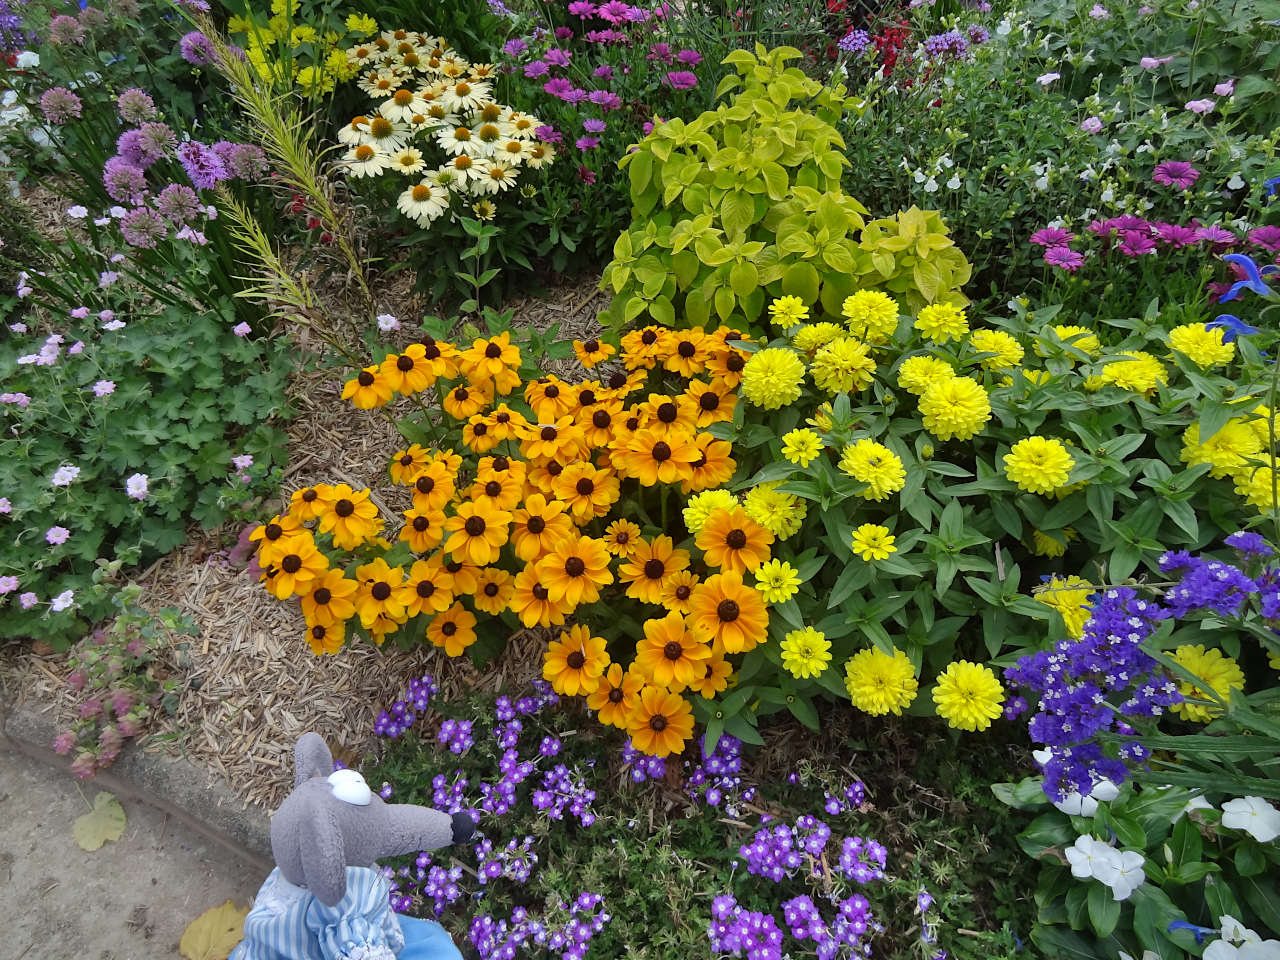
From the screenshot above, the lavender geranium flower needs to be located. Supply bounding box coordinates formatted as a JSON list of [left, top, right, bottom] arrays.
[[1152, 160, 1200, 189], [46, 525, 70, 545], [39, 87, 82, 124], [177, 140, 227, 190], [125, 473, 148, 499], [1185, 98, 1216, 114], [1080, 115, 1104, 133]]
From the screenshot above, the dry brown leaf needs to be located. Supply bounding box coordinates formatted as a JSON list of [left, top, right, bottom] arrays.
[[180, 900, 249, 960]]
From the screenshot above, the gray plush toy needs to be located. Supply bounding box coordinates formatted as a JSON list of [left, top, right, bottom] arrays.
[[230, 732, 475, 960]]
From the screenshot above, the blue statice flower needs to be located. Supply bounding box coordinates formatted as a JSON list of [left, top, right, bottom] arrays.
[[837, 29, 871, 56], [1157, 551, 1258, 617], [1225, 531, 1275, 558]]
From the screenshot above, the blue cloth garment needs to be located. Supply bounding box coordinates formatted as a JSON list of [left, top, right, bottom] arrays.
[[397, 916, 463, 960], [230, 865, 452, 960]]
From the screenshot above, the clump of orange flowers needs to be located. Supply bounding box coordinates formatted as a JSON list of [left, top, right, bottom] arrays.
[[254, 322, 765, 756]]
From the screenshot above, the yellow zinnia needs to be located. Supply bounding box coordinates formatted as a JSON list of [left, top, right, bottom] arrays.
[[932, 660, 1004, 731], [844, 647, 918, 716]]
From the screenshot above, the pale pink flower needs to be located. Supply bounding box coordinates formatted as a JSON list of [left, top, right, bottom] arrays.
[[1185, 98, 1216, 114]]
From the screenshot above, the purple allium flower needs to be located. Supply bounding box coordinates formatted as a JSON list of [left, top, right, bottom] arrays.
[[665, 70, 697, 90], [1044, 246, 1085, 271], [120, 206, 167, 248], [136, 121, 177, 161], [80, 5, 106, 29], [48, 14, 84, 44], [117, 87, 156, 123], [177, 140, 227, 190], [1152, 160, 1200, 190], [213, 141, 267, 180], [39, 86, 82, 124], [103, 157, 147, 204], [1030, 226, 1074, 247], [154, 183, 201, 225]]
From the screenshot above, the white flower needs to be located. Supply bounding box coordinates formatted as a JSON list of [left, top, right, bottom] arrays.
[[50, 589, 75, 612], [1174, 794, 1213, 822], [1203, 914, 1280, 960], [1090, 779, 1120, 802], [1221, 797, 1280, 842], [109, 205, 127, 218], [15, 51, 39, 69], [1037, 72, 1062, 86], [923, 177, 939, 193], [1064, 834, 1111, 879], [946, 174, 961, 190], [103, 319, 126, 331], [1093, 849, 1146, 901], [1101, 187, 1115, 203], [1032, 748, 1052, 766], [1054, 791, 1100, 817], [66, 205, 88, 219], [1227, 174, 1245, 190], [913, 169, 927, 184], [376, 313, 401, 331], [125, 473, 148, 500], [50, 465, 81, 487], [996, 18, 1012, 35]]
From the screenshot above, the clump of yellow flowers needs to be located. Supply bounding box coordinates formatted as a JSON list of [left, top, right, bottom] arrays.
[[228, 0, 374, 95]]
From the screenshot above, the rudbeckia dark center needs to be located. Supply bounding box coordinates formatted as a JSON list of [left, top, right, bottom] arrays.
[[527, 516, 546, 533], [485, 342, 502, 358], [417, 581, 435, 597], [652, 441, 671, 461], [644, 559, 665, 579], [372, 582, 391, 601], [282, 555, 301, 573], [314, 588, 331, 604], [663, 641, 683, 660], [265, 523, 282, 540], [335, 499, 354, 517], [357, 371, 375, 386], [464, 516, 486, 536], [658, 402, 678, 422], [649, 715, 668, 731], [396, 355, 415, 372], [564, 557, 586, 577], [726, 530, 748, 549], [717, 599, 740, 622], [576, 478, 594, 496], [567, 651, 586, 669]]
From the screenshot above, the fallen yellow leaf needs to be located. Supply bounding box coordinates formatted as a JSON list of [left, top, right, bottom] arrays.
[[180, 900, 249, 960], [72, 791, 126, 851]]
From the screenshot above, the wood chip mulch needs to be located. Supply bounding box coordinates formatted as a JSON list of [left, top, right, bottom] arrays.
[[4, 275, 607, 812]]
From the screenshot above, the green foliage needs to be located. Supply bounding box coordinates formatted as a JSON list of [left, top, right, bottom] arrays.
[[993, 776, 1280, 959], [0, 249, 294, 646], [598, 45, 971, 335]]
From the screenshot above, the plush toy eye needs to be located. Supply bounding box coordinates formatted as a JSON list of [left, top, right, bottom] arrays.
[[327, 769, 373, 806]]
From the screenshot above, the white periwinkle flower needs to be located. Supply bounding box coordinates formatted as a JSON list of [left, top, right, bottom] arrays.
[[1221, 797, 1280, 843], [1203, 915, 1280, 960], [1094, 849, 1146, 901], [1064, 834, 1111, 879], [1054, 791, 1100, 817]]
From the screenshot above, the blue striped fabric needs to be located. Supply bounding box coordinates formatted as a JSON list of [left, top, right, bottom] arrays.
[[230, 865, 404, 960]]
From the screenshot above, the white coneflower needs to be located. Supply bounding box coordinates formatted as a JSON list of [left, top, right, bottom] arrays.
[[472, 100, 504, 125], [442, 79, 491, 113], [472, 121, 504, 152], [439, 56, 468, 79], [472, 158, 519, 195], [494, 138, 528, 165], [444, 152, 479, 184], [468, 63, 497, 80], [522, 141, 555, 169], [472, 199, 497, 221], [504, 111, 540, 139], [436, 124, 477, 156], [426, 165, 464, 192], [364, 115, 410, 150], [390, 146, 426, 175], [422, 102, 456, 127], [358, 69, 400, 98], [379, 87, 428, 122], [337, 115, 370, 145], [398, 181, 450, 223], [406, 112, 441, 135], [346, 43, 378, 68], [343, 143, 392, 178]]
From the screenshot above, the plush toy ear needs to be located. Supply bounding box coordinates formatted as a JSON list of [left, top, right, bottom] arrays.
[[298, 798, 348, 907], [293, 732, 334, 789]]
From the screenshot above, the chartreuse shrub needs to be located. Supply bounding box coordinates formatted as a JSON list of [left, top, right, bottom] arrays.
[[598, 45, 972, 335]]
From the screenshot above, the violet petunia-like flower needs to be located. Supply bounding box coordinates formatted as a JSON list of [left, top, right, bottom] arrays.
[[1044, 246, 1085, 271], [1030, 226, 1074, 247], [1151, 160, 1200, 190]]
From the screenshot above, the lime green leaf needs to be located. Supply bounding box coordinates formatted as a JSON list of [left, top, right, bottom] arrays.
[[73, 791, 126, 851]]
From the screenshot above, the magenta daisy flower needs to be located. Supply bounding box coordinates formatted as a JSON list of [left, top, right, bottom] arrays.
[[1151, 161, 1200, 190], [1030, 227, 1074, 248], [1044, 246, 1085, 271]]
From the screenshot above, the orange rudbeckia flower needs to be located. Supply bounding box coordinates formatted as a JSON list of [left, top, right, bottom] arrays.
[[626, 686, 694, 757], [381, 343, 437, 394], [396, 558, 455, 617], [400, 504, 446, 553], [342, 365, 393, 408], [443, 501, 512, 566], [573, 337, 615, 368], [317, 484, 383, 550], [618, 535, 690, 604], [687, 570, 769, 653], [662, 326, 708, 378], [305, 620, 346, 655], [288, 484, 333, 522], [586, 663, 644, 728], [511, 494, 575, 562], [542, 624, 610, 696], [602, 518, 642, 557], [301, 568, 359, 626], [354, 557, 406, 628], [534, 534, 614, 609], [684, 433, 738, 494], [509, 563, 572, 628], [633, 612, 710, 692], [620, 325, 668, 371], [695, 506, 773, 574], [427, 602, 478, 656], [460, 331, 521, 395], [553, 462, 621, 523], [618, 427, 699, 487], [410, 460, 457, 513], [473, 567, 515, 614], [267, 535, 329, 600], [687, 653, 733, 699]]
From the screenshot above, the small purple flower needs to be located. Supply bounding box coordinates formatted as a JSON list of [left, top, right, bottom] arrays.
[[19, 592, 37, 609], [1080, 115, 1104, 134], [1246, 225, 1280, 253], [1152, 160, 1200, 190], [582, 117, 606, 134], [39, 87, 82, 124], [839, 28, 871, 55], [179, 30, 216, 65], [1224, 531, 1273, 557], [233, 322, 252, 337], [1030, 226, 1074, 247], [117, 88, 156, 123], [1117, 229, 1157, 256], [155, 183, 201, 225], [48, 14, 83, 44], [502, 38, 528, 56], [1214, 78, 1235, 97], [120, 206, 167, 248], [676, 48, 702, 66], [103, 157, 148, 204], [92, 380, 115, 397], [575, 136, 600, 150], [544, 47, 572, 67], [588, 89, 622, 110], [178, 140, 228, 190], [568, 0, 597, 15], [1185, 98, 1216, 114], [46, 525, 70, 546], [554, 26, 573, 39], [523, 60, 549, 78], [592, 64, 614, 79], [665, 70, 698, 90]]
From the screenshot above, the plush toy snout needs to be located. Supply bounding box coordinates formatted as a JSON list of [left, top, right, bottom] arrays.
[[271, 733, 475, 907]]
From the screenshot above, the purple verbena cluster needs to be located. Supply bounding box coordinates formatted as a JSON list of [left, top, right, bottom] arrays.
[[621, 737, 666, 782], [475, 835, 538, 885], [531, 763, 597, 825], [836, 836, 887, 884], [710, 895, 786, 960], [470, 893, 610, 960], [922, 29, 969, 61], [685, 733, 758, 811], [375, 673, 439, 738], [438, 718, 475, 755]]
